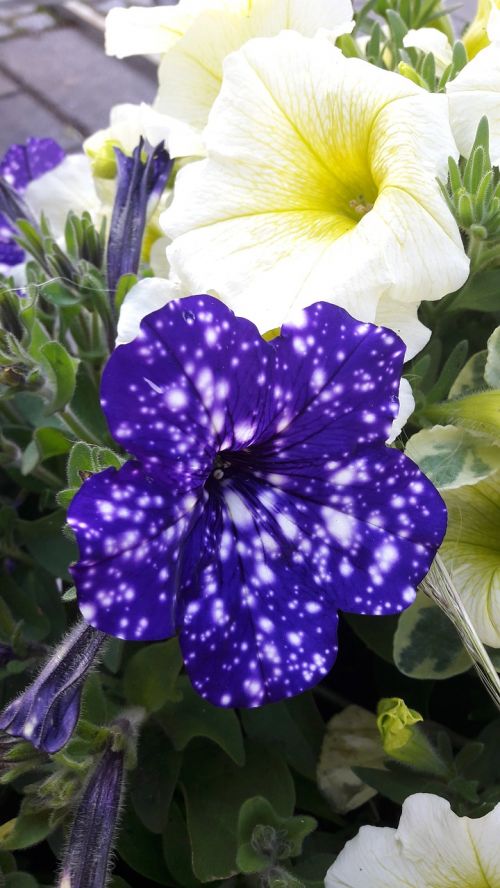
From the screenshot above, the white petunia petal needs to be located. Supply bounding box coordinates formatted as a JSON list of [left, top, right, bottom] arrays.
[[440, 472, 500, 648], [387, 379, 415, 443], [447, 42, 500, 165], [326, 793, 500, 887], [374, 297, 430, 361], [105, 1, 235, 58], [25, 154, 100, 238], [403, 27, 453, 75], [116, 277, 185, 345], [155, 0, 353, 136]]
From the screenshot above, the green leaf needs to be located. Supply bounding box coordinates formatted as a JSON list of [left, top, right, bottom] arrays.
[[118, 807, 172, 885], [123, 639, 183, 713], [162, 801, 200, 888], [5, 874, 39, 888], [81, 672, 108, 724], [353, 765, 436, 805], [70, 364, 110, 444], [0, 811, 52, 851], [426, 340, 468, 403], [393, 592, 471, 679], [406, 425, 500, 489], [485, 326, 500, 389], [343, 613, 398, 664], [449, 350, 487, 397], [449, 270, 500, 313], [241, 693, 324, 779], [156, 676, 245, 765], [237, 797, 316, 873], [22, 427, 71, 475], [16, 511, 77, 580], [39, 341, 79, 414], [181, 741, 295, 881], [131, 724, 182, 834]]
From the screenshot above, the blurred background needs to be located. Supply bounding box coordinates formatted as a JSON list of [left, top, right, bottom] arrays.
[[0, 0, 479, 154]]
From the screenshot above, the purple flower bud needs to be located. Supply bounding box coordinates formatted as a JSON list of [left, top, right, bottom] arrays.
[[106, 139, 172, 297], [0, 621, 105, 753], [58, 738, 125, 888]]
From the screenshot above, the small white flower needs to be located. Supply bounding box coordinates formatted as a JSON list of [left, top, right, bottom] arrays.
[[447, 7, 500, 164], [326, 793, 500, 887], [162, 32, 469, 359]]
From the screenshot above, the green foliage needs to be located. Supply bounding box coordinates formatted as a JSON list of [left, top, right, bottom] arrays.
[[441, 118, 500, 273], [236, 797, 316, 875], [393, 593, 472, 679]]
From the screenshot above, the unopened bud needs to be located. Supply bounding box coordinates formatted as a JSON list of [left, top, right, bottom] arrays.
[[0, 621, 106, 753], [377, 697, 448, 776]]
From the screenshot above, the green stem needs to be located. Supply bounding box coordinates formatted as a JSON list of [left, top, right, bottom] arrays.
[[61, 409, 101, 446]]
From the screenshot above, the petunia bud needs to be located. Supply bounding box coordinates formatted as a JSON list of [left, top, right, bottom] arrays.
[[106, 139, 172, 298], [0, 178, 36, 228], [58, 713, 142, 888], [377, 698, 448, 777], [0, 621, 106, 753]]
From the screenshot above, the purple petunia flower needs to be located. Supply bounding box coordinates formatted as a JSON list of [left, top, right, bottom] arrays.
[[0, 621, 105, 753], [0, 137, 65, 271], [68, 297, 447, 708]]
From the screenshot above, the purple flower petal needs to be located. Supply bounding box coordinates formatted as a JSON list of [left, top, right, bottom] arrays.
[[177, 476, 339, 707], [0, 137, 64, 270], [68, 462, 194, 640], [0, 138, 64, 193], [71, 296, 447, 706], [100, 295, 275, 487]]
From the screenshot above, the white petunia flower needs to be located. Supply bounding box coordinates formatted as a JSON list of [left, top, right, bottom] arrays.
[[403, 27, 453, 75], [447, 8, 500, 165], [162, 32, 469, 359], [106, 0, 354, 156], [326, 793, 500, 887]]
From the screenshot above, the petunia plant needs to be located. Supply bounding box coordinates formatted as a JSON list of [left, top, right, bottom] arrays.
[[0, 0, 500, 884]]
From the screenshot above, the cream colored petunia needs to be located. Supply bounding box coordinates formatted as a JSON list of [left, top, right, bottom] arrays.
[[439, 472, 500, 648], [153, 0, 354, 148], [447, 7, 500, 165], [105, 0, 248, 59], [106, 0, 354, 156], [162, 32, 469, 359], [326, 793, 500, 887]]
